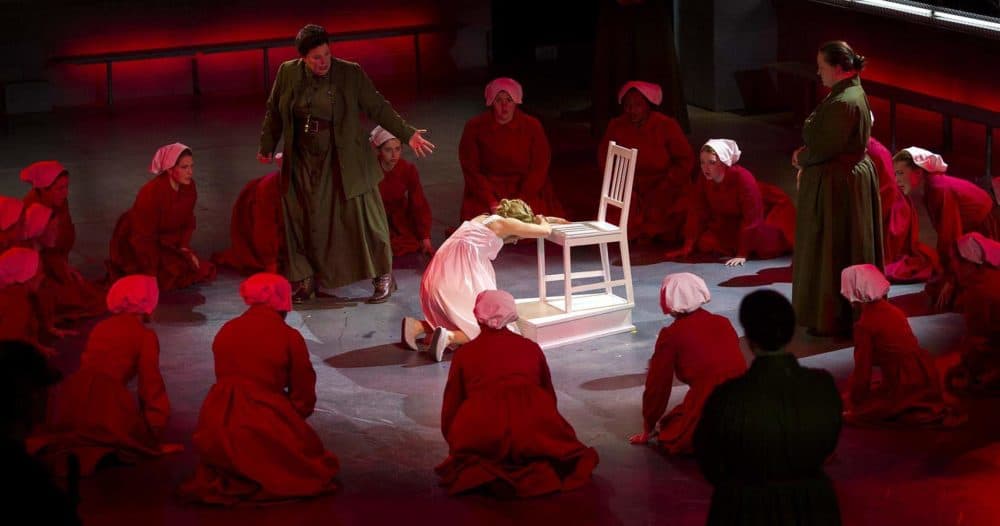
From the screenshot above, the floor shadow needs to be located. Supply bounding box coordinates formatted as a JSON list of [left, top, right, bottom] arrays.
[[717, 265, 793, 287], [153, 290, 207, 325], [889, 291, 934, 317], [580, 373, 647, 391], [323, 343, 443, 369]]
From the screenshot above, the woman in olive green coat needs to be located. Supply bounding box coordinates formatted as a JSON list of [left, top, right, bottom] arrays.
[[792, 41, 883, 336], [257, 24, 435, 303]]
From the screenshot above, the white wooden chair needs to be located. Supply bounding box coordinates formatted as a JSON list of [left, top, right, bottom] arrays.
[[537, 141, 637, 312]]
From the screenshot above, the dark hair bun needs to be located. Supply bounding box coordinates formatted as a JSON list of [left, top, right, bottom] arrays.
[[852, 53, 867, 71]]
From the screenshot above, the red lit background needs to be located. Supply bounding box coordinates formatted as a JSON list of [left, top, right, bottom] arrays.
[[774, 0, 1000, 178], [1, 0, 463, 107]]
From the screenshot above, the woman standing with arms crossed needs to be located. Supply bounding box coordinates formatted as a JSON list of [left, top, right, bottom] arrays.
[[792, 41, 883, 337], [257, 24, 435, 304]]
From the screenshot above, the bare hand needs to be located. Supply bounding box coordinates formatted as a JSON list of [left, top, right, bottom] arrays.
[[37, 345, 57, 358], [408, 130, 436, 158], [257, 152, 274, 164], [628, 431, 650, 445], [796, 169, 803, 191], [934, 281, 955, 312], [534, 214, 550, 226], [545, 216, 570, 225], [183, 249, 200, 270], [792, 146, 805, 168], [725, 257, 747, 267]]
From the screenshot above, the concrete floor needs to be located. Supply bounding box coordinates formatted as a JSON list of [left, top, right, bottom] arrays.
[[1, 79, 996, 526]]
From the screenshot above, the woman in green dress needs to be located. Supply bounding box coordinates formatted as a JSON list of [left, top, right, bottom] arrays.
[[792, 41, 883, 337], [257, 24, 435, 303]]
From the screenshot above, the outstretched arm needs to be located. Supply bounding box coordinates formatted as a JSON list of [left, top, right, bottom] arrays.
[[486, 215, 552, 239]]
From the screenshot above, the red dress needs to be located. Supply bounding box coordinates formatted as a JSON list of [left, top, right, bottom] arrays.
[[948, 262, 1000, 394], [28, 313, 170, 475], [867, 138, 938, 282], [844, 300, 961, 427], [211, 172, 282, 274], [682, 165, 794, 259], [599, 111, 694, 242], [436, 327, 598, 497], [458, 110, 565, 220], [642, 308, 747, 454], [107, 173, 216, 291], [179, 304, 339, 504], [0, 283, 43, 347], [378, 158, 432, 256], [23, 190, 105, 322]]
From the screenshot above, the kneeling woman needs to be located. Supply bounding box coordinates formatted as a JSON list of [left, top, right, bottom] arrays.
[[436, 290, 598, 497], [107, 143, 215, 291], [839, 264, 963, 427], [893, 147, 999, 310], [29, 275, 180, 475], [667, 139, 795, 266], [402, 198, 566, 361], [630, 273, 747, 454], [180, 273, 339, 505]]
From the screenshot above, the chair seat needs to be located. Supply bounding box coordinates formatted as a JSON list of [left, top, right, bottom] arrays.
[[548, 221, 621, 243]]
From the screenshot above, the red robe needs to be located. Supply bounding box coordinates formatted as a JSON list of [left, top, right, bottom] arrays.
[[682, 165, 795, 259], [378, 158, 432, 256], [867, 138, 939, 282], [211, 172, 282, 274], [947, 262, 1000, 394], [28, 313, 170, 475], [23, 190, 105, 322], [844, 300, 961, 427], [179, 305, 339, 505], [643, 308, 746, 454], [458, 110, 565, 220], [599, 111, 694, 242], [0, 284, 43, 348], [107, 173, 215, 291], [436, 327, 598, 497]]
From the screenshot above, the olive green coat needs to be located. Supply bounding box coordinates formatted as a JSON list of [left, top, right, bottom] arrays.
[[258, 58, 418, 288], [793, 76, 883, 334]]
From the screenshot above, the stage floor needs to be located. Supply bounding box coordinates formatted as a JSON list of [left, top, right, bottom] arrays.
[[0, 80, 995, 525]]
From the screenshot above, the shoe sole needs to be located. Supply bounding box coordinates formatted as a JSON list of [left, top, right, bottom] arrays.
[[430, 328, 447, 362], [401, 317, 419, 351]]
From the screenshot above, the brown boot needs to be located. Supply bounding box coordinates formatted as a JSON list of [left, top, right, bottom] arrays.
[[367, 273, 397, 304]]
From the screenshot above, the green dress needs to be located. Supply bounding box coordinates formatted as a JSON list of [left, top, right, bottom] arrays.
[[259, 58, 417, 289], [793, 76, 883, 334]]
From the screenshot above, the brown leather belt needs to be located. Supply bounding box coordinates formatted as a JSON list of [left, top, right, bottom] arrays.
[[297, 116, 331, 133]]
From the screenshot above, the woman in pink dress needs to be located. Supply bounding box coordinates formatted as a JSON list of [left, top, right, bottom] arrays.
[[401, 198, 566, 362]]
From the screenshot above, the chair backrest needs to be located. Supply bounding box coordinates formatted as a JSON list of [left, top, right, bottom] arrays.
[[597, 141, 638, 228]]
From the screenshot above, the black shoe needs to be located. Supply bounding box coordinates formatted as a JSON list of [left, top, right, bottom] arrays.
[[367, 274, 397, 304], [291, 276, 316, 304]]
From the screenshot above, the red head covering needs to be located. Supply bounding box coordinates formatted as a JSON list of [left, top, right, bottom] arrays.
[[0, 247, 40, 286], [106, 275, 159, 314], [21, 203, 52, 241], [659, 273, 710, 314], [840, 264, 890, 303], [473, 289, 519, 329], [484, 77, 523, 106], [150, 142, 192, 175], [20, 161, 66, 189], [240, 272, 292, 312], [0, 196, 24, 231], [617, 81, 663, 106]]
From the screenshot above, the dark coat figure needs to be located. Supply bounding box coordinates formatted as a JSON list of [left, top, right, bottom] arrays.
[[694, 290, 842, 525]]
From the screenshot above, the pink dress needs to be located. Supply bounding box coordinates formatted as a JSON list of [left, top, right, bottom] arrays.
[[420, 216, 504, 340]]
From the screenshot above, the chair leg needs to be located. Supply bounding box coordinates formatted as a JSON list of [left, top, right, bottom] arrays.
[[599, 242, 612, 296], [563, 244, 573, 312], [537, 238, 547, 303], [619, 237, 635, 305]]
